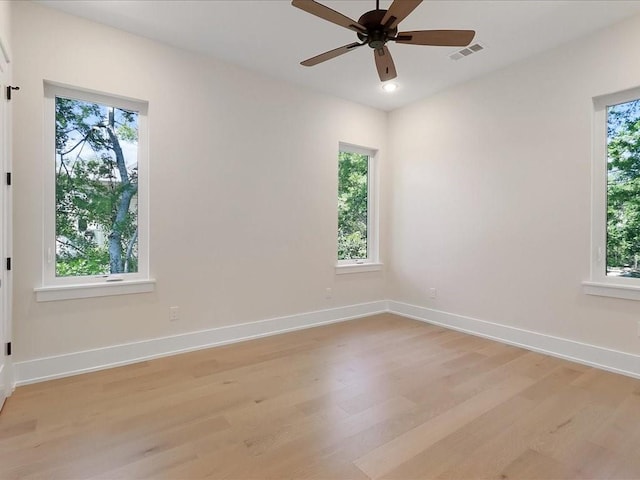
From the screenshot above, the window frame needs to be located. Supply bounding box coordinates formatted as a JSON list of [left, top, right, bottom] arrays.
[[335, 143, 382, 274], [37, 82, 153, 301], [584, 86, 640, 300]]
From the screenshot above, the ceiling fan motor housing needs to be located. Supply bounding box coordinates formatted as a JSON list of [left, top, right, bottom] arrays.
[[356, 10, 398, 49]]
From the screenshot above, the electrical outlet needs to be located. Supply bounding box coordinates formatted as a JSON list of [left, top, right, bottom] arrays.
[[429, 288, 437, 299], [325, 288, 332, 299], [169, 306, 179, 322]]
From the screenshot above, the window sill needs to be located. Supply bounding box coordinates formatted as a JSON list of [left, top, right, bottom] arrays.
[[34, 279, 156, 302], [335, 263, 383, 275], [582, 281, 640, 301]]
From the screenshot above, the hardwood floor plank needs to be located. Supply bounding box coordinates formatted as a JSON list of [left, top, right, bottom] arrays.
[[1, 314, 640, 479], [353, 375, 535, 479], [499, 448, 581, 480]]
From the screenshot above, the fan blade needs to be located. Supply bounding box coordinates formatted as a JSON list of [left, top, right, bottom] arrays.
[[381, 0, 422, 30], [292, 0, 366, 34], [301, 42, 363, 67], [395, 30, 476, 46], [374, 46, 397, 82]]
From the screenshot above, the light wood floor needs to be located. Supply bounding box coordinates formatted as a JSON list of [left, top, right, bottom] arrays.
[[2, 314, 640, 479]]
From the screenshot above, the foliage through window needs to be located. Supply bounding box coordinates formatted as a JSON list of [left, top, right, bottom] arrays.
[[606, 98, 640, 277], [338, 147, 373, 262], [49, 88, 145, 281]]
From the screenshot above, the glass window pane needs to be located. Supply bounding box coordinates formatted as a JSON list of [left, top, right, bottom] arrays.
[[55, 96, 139, 277], [338, 151, 368, 260], [606, 99, 640, 277]]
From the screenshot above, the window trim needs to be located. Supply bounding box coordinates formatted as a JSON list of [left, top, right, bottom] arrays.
[[39, 82, 153, 299], [336, 143, 381, 273], [584, 85, 640, 299], [34, 279, 156, 302]]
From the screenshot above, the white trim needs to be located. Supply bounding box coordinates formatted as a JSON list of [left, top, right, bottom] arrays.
[[335, 262, 383, 274], [0, 364, 5, 413], [367, 146, 379, 264], [338, 143, 377, 157], [0, 39, 13, 405], [14, 301, 388, 385], [14, 299, 640, 385], [588, 86, 640, 294], [593, 86, 640, 110], [589, 96, 607, 281], [338, 143, 380, 265], [388, 301, 640, 380], [582, 281, 640, 301], [34, 278, 156, 302], [44, 82, 147, 112], [42, 82, 150, 288]]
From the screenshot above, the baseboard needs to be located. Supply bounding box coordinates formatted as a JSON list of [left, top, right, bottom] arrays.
[[15, 299, 640, 386], [388, 300, 640, 380], [14, 300, 388, 386]]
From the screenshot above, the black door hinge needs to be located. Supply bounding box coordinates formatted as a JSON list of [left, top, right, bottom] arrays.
[[5, 257, 11, 271], [6, 85, 19, 100], [5, 342, 11, 356], [6, 172, 11, 186]]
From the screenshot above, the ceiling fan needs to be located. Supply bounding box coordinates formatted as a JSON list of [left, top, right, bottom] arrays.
[[292, 0, 476, 82]]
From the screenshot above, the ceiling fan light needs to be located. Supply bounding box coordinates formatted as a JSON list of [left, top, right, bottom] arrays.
[[382, 82, 398, 92]]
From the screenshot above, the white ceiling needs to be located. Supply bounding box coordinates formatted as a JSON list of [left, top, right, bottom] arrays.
[[37, 0, 640, 111]]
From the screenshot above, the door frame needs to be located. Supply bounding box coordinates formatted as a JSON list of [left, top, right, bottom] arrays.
[[0, 33, 13, 410]]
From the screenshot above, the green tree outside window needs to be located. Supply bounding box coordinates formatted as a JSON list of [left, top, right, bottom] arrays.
[[607, 99, 640, 276], [55, 97, 139, 277], [338, 151, 368, 260]]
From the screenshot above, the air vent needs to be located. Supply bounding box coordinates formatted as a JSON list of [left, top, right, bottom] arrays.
[[449, 42, 486, 61]]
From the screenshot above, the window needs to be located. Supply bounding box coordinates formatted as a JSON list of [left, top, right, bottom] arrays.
[[36, 84, 153, 301], [585, 87, 640, 300], [336, 144, 381, 274]]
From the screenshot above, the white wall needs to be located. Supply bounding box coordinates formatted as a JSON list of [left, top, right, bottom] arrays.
[[388, 14, 640, 355], [12, 1, 387, 363], [14, 0, 640, 378], [0, 2, 10, 54]]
